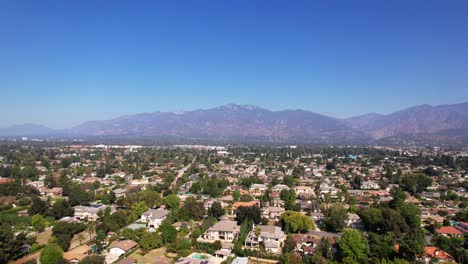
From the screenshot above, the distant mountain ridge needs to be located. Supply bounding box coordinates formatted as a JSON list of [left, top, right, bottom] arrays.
[[0, 123, 57, 137], [2, 102, 468, 145]]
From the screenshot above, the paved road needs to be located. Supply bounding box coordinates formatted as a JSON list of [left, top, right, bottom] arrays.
[[169, 158, 195, 191]]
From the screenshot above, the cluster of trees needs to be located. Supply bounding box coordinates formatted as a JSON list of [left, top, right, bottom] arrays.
[[433, 234, 467, 263], [0, 222, 27, 263], [280, 189, 300, 211], [189, 175, 230, 197], [400, 173, 432, 195], [52, 222, 87, 251], [356, 188, 427, 262], [28, 197, 74, 220], [236, 205, 262, 225], [280, 211, 315, 233], [322, 203, 348, 232], [164, 195, 206, 222]]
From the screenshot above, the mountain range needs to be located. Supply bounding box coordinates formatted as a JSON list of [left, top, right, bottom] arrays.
[[2, 102, 468, 145]]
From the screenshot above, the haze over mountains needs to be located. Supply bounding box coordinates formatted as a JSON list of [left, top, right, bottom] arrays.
[[2, 102, 468, 145]]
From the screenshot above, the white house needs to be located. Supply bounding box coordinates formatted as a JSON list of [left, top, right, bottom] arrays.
[[360, 180, 380, 190], [73, 204, 116, 221], [272, 184, 289, 192], [201, 220, 240, 242], [140, 208, 170, 231], [261, 206, 285, 220], [244, 225, 285, 254]]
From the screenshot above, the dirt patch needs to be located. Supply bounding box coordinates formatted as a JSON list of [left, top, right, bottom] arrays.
[[130, 247, 172, 263], [36, 228, 52, 245]]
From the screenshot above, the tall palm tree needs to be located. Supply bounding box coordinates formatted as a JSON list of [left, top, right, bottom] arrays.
[[87, 222, 95, 244]]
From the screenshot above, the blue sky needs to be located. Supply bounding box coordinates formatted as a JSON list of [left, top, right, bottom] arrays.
[[2, 1, 468, 128]]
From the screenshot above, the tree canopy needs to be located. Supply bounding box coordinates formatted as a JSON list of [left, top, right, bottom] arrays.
[[280, 211, 315, 233]]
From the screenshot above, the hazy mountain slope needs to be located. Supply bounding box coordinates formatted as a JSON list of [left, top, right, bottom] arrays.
[[346, 102, 468, 139], [0, 124, 57, 136], [71, 104, 355, 141], [3, 102, 468, 145]]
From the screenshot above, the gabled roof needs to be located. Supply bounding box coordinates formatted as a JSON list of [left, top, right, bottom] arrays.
[[207, 220, 239, 233], [231, 201, 258, 210], [112, 240, 137, 252], [436, 226, 463, 235], [142, 209, 170, 220], [424, 246, 455, 261]]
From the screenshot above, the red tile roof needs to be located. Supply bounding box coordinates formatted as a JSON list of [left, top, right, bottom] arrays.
[[425, 246, 456, 262], [436, 226, 463, 235]]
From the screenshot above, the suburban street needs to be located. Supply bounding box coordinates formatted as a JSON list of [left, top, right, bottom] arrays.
[[169, 158, 195, 191]]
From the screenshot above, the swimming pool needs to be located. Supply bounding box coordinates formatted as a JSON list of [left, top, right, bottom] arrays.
[[192, 254, 208, 259]]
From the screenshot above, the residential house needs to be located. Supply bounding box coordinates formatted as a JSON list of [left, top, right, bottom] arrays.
[[230, 201, 260, 215], [39, 187, 63, 197], [360, 180, 380, 190], [201, 220, 240, 242], [295, 186, 314, 195], [320, 183, 338, 197], [214, 242, 234, 259], [346, 213, 365, 231], [140, 209, 170, 231], [272, 184, 289, 192], [63, 245, 89, 264], [73, 204, 115, 221], [262, 206, 285, 220], [250, 184, 267, 196], [435, 226, 463, 237], [422, 246, 456, 264], [113, 188, 127, 198], [244, 225, 285, 254], [109, 240, 137, 258]]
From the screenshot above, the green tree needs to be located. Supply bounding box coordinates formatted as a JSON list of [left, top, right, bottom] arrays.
[[208, 201, 225, 218], [40, 243, 64, 264], [140, 232, 163, 253], [389, 188, 406, 208], [95, 229, 106, 253], [164, 194, 180, 211], [0, 222, 26, 263], [359, 207, 383, 233], [280, 211, 315, 233], [50, 199, 74, 220], [281, 189, 299, 211], [179, 197, 205, 221], [68, 187, 91, 206], [398, 230, 424, 261], [338, 229, 369, 264], [381, 208, 409, 236], [32, 214, 47, 232], [28, 196, 48, 216], [315, 237, 333, 260], [322, 203, 347, 232], [401, 173, 431, 195], [236, 206, 262, 225], [100, 191, 116, 205], [159, 222, 177, 243], [139, 190, 162, 208], [397, 203, 421, 229], [56, 233, 71, 251], [367, 232, 396, 261], [233, 190, 241, 201]]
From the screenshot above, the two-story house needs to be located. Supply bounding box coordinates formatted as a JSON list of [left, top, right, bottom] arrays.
[[202, 220, 240, 242]]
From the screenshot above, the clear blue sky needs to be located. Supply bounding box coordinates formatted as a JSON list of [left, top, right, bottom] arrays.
[[2, 0, 468, 128]]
